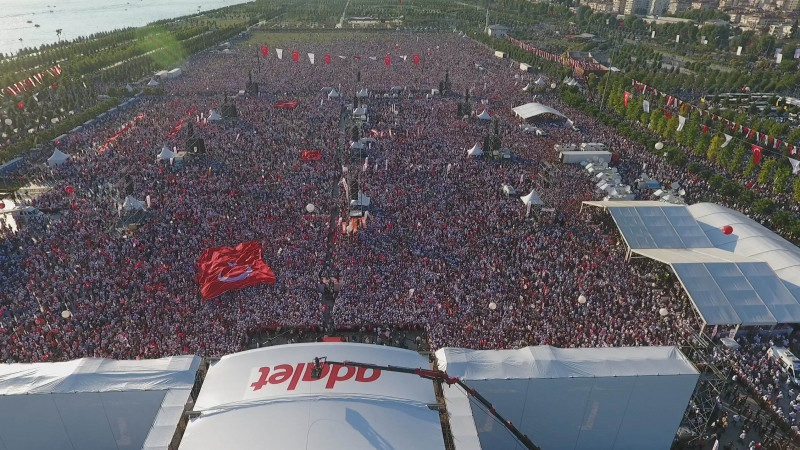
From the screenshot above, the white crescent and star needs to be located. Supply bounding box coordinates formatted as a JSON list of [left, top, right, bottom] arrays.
[[218, 262, 253, 282]]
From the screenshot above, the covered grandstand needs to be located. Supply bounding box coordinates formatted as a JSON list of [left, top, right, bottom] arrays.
[[583, 201, 800, 331], [436, 346, 699, 450]]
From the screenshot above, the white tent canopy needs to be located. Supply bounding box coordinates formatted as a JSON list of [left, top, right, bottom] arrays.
[[0, 355, 200, 450], [351, 191, 371, 207], [535, 77, 547, 86], [520, 189, 544, 205], [436, 346, 698, 450], [512, 102, 568, 121], [180, 343, 444, 450], [477, 110, 491, 120], [357, 88, 369, 98], [466, 144, 483, 156], [350, 141, 366, 150], [207, 110, 222, 121], [157, 146, 177, 161], [147, 78, 160, 87], [327, 88, 340, 98], [123, 196, 147, 211], [47, 148, 70, 167]]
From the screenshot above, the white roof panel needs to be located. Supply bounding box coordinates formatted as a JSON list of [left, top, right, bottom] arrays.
[[609, 206, 713, 249], [511, 102, 567, 120]]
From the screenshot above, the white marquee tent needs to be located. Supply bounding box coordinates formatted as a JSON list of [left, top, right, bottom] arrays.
[[207, 110, 222, 121], [477, 110, 491, 120], [467, 144, 483, 157], [0, 355, 201, 450], [179, 343, 445, 450], [123, 196, 147, 211], [327, 88, 340, 98], [47, 148, 70, 167], [157, 146, 177, 161], [436, 346, 698, 450], [512, 102, 568, 121], [520, 189, 544, 206], [147, 79, 160, 87]]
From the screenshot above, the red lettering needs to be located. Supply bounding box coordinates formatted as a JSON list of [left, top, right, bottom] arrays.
[[287, 363, 305, 390], [268, 364, 293, 384], [326, 364, 356, 389], [355, 367, 381, 382], [250, 367, 270, 391]]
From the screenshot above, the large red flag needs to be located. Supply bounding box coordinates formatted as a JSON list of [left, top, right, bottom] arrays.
[[195, 241, 276, 299], [384, 56, 391, 66], [412, 54, 420, 65], [260, 45, 269, 57], [292, 51, 300, 62], [623, 91, 630, 107], [300, 150, 322, 161], [750, 144, 762, 165], [324, 54, 331, 65]]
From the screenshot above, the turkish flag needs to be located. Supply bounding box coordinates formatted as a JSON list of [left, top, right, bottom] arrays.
[[324, 54, 331, 65], [412, 54, 420, 65], [195, 241, 276, 299], [701, 125, 709, 134], [751, 144, 762, 165], [260, 45, 269, 57], [384, 56, 391, 66], [623, 91, 630, 107], [292, 51, 299, 62]]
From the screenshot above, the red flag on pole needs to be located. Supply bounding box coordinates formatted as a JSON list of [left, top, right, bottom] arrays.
[[260, 46, 269, 57], [412, 54, 420, 65], [384, 56, 391, 66], [16, 101, 24, 110], [300, 150, 322, 161], [324, 54, 331, 65], [195, 241, 276, 300], [751, 144, 762, 165], [623, 91, 630, 107], [701, 125, 709, 134], [292, 51, 299, 62]]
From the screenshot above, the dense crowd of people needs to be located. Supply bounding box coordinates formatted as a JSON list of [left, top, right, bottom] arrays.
[[0, 31, 798, 445]]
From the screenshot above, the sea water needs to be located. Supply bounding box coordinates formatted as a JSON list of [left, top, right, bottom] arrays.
[[0, 0, 250, 56]]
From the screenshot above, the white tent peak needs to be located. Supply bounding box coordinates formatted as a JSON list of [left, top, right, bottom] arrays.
[[520, 189, 544, 205], [208, 110, 222, 121], [357, 88, 369, 98], [157, 146, 177, 161], [47, 148, 70, 167], [328, 89, 340, 98], [477, 110, 491, 120], [122, 196, 147, 211], [467, 144, 483, 156], [147, 79, 159, 87]]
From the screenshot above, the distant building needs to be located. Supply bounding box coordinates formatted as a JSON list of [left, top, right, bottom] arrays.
[[583, 0, 614, 12], [667, 0, 692, 13], [649, 0, 671, 15], [486, 24, 510, 39]]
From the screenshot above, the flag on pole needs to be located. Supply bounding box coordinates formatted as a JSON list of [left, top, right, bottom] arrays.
[[642, 100, 650, 113], [384, 56, 391, 66], [362, 157, 369, 172], [324, 54, 331, 65], [677, 115, 686, 132], [276, 49, 283, 59], [292, 51, 299, 62], [623, 91, 630, 107], [413, 54, 420, 65], [260, 46, 269, 57], [308, 53, 315, 64]]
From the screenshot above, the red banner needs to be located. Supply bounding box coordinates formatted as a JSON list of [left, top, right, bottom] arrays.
[[275, 100, 300, 110], [300, 150, 322, 161], [324, 54, 331, 65], [195, 241, 276, 300], [292, 51, 299, 62], [260, 45, 269, 57], [412, 54, 420, 65]]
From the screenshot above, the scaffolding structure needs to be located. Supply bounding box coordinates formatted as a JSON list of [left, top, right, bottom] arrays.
[[676, 328, 731, 444]]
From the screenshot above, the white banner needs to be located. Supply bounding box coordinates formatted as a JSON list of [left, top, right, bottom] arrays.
[[777, 53, 783, 64], [790, 158, 800, 175], [308, 53, 315, 64], [651, 30, 656, 39], [722, 134, 733, 148], [736, 46, 742, 56], [642, 100, 650, 113], [276, 48, 283, 60], [677, 115, 686, 132], [676, 35, 680, 43]]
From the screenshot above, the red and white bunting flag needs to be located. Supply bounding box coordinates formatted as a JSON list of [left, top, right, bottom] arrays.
[[308, 53, 315, 64], [774, 139, 781, 149], [52, 65, 62, 76], [790, 145, 797, 155], [276, 48, 283, 60]]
